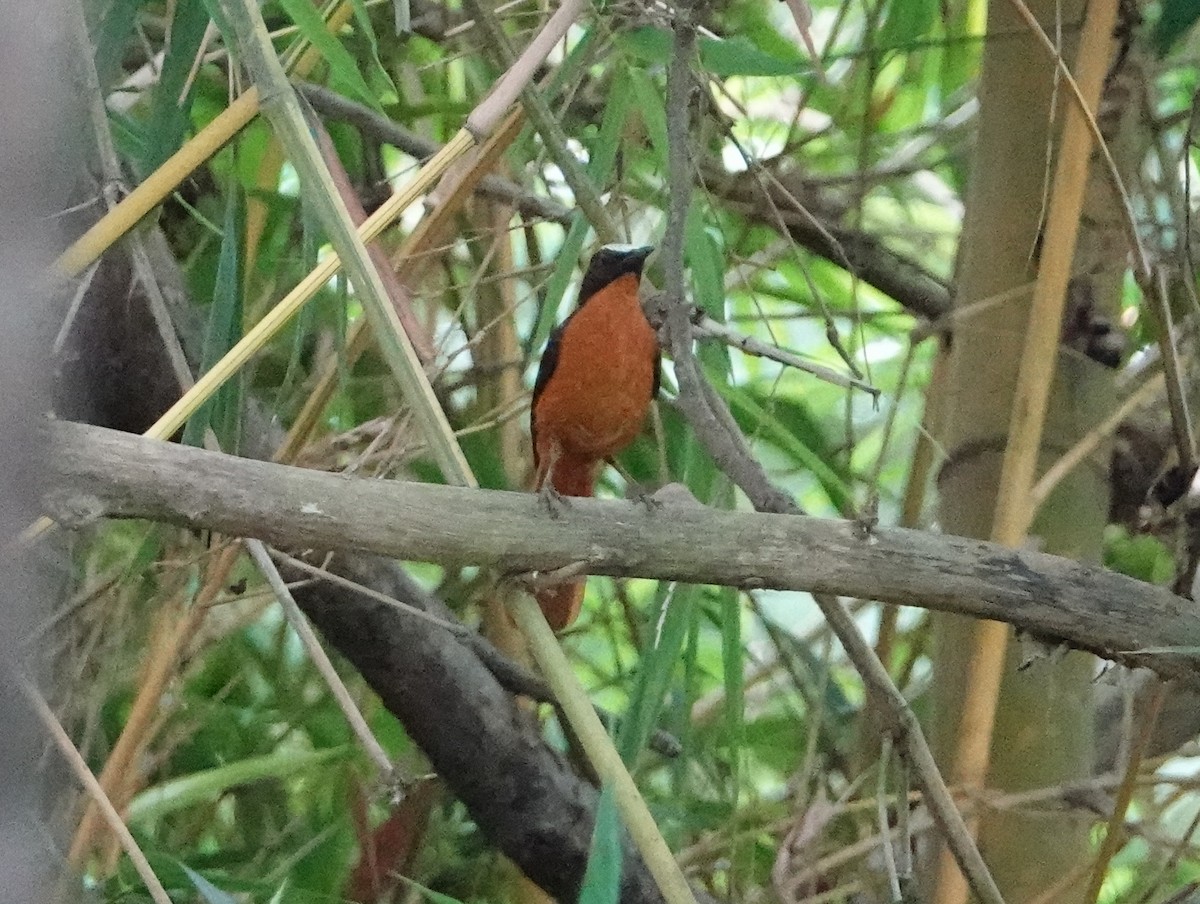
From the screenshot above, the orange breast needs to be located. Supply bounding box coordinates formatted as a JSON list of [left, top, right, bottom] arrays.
[[532, 273, 658, 464]]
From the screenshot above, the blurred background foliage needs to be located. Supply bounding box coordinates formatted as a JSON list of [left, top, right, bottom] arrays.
[[39, 0, 1200, 902]]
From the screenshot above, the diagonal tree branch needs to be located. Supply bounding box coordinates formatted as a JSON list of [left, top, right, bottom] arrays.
[[45, 421, 1200, 681], [280, 550, 687, 904], [706, 167, 952, 320]]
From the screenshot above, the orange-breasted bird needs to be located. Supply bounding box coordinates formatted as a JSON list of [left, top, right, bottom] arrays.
[[530, 245, 659, 630]]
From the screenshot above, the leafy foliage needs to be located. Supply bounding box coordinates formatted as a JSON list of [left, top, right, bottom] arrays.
[[45, 0, 1200, 902]]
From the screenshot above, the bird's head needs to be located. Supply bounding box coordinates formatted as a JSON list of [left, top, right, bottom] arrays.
[[579, 244, 654, 303]]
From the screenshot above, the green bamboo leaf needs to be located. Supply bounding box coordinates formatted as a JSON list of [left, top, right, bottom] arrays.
[[717, 584, 743, 782], [140, 0, 210, 174], [877, 0, 938, 50], [620, 27, 802, 77], [127, 746, 351, 822], [1154, 0, 1200, 56], [578, 786, 622, 904], [699, 35, 801, 77], [628, 68, 668, 168], [532, 68, 634, 350], [197, 0, 236, 54], [720, 383, 854, 513], [618, 582, 697, 763], [532, 218, 590, 353], [685, 208, 726, 318], [90, 0, 142, 91], [669, 585, 704, 845], [183, 180, 243, 449], [348, 0, 398, 100], [278, 0, 381, 111], [181, 865, 240, 904]]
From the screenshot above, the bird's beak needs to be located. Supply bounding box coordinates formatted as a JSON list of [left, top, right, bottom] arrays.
[[626, 245, 654, 268]]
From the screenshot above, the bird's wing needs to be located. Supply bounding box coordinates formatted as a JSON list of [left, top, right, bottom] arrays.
[[531, 320, 567, 468]]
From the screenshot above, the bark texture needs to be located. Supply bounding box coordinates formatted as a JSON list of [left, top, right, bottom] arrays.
[[46, 421, 1200, 680]]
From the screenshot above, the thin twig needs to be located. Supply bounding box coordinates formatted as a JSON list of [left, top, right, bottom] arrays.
[[20, 677, 174, 904], [693, 314, 878, 397], [878, 736, 902, 904], [245, 540, 395, 777], [1030, 370, 1164, 511]]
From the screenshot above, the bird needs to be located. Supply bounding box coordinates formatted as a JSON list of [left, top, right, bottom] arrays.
[[529, 244, 660, 630]]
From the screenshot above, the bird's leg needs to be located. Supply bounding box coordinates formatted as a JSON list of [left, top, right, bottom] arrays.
[[539, 481, 568, 518], [606, 456, 661, 512], [536, 443, 570, 519]]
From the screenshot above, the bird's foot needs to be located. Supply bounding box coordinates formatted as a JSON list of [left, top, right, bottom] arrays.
[[538, 481, 570, 519], [628, 481, 663, 513]]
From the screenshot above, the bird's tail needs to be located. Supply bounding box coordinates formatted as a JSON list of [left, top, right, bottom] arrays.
[[534, 454, 597, 630], [536, 581, 585, 632]]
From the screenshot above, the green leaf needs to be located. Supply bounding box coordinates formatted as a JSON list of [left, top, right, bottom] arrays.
[[717, 583, 743, 797], [617, 583, 697, 762], [196, 0, 236, 55], [183, 179, 243, 449], [720, 384, 854, 514], [578, 786, 622, 904], [629, 68, 669, 169], [1154, 0, 1200, 56], [348, 0, 399, 101], [127, 746, 351, 822], [278, 0, 381, 111], [90, 0, 142, 91], [878, 0, 938, 51], [532, 70, 634, 351], [700, 35, 801, 77], [618, 26, 671, 66], [685, 208, 726, 318], [140, 0, 210, 174], [181, 865, 240, 904], [1103, 527, 1175, 585], [620, 27, 801, 77]]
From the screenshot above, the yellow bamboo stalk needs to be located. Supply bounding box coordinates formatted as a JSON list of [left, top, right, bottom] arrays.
[[54, 2, 355, 281], [932, 2, 1121, 903], [508, 593, 698, 904], [20, 127, 476, 543], [277, 109, 526, 464], [56, 89, 260, 280]]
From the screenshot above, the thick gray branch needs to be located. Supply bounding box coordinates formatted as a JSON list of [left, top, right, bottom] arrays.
[[46, 421, 1200, 679]]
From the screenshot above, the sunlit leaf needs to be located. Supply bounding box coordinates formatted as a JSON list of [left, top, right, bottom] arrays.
[[279, 0, 381, 111]]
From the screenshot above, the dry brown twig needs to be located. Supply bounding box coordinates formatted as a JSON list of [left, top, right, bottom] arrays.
[[20, 678, 173, 904]]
